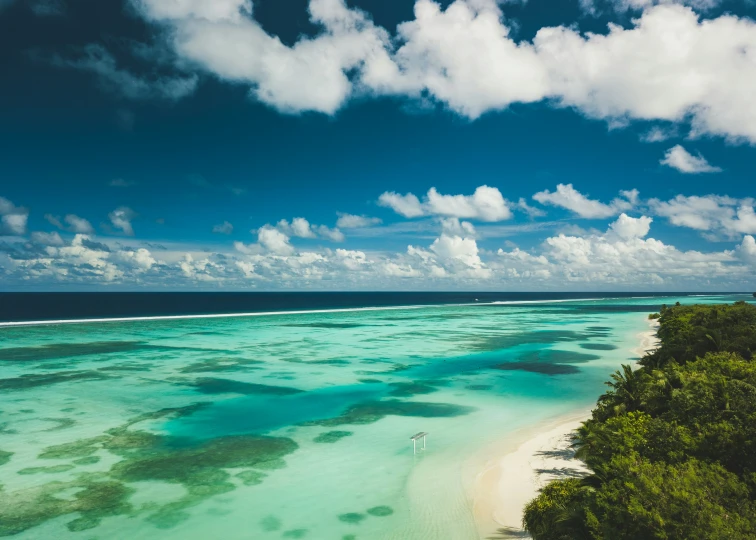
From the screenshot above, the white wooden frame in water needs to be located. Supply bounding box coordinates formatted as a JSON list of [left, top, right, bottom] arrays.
[[410, 432, 428, 454]]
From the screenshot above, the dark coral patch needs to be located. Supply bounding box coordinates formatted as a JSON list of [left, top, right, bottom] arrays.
[[495, 362, 580, 375], [313, 431, 353, 443], [366, 505, 394, 517], [0, 370, 110, 391], [111, 435, 299, 485], [39, 436, 108, 459], [283, 322, 367, 329], [18, 464, 75, 475], [515, 350, 600, 364], [283, 529, 308, 538], [190, 377, 303, 396], [260, 515, 282, 531], [179, 357, 263, 374], [0, 477, 134, 536], [236, 470, 267, 486], [303, 400, 475, 427], [0, 341, 145, 362], [387, 382, 438, 397], [471, 330, 591, 352], [579, 343, 618, 351], [338, 512, 365, 524]]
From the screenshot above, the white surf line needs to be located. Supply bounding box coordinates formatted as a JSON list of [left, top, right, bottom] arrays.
[[0, 294, 718, 329]]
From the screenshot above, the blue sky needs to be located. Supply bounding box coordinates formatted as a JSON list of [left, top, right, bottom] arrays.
[[1, 0, 755, 290]]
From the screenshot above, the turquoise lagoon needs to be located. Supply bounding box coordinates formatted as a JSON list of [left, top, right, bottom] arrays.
[[0, 294, 750, 539]]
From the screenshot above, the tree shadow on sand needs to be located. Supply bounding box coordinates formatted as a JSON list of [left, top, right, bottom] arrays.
[[487, 527, 531, 539]]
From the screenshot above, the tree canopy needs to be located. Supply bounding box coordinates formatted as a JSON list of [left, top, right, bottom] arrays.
[[523, 301, 756, 540]]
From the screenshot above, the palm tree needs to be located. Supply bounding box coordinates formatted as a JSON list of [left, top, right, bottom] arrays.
[[598, 364, 643, 416]]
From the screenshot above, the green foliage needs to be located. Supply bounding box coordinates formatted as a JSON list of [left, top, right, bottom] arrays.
[[643, 301, 756, 368], [525, 302, 756, 539]]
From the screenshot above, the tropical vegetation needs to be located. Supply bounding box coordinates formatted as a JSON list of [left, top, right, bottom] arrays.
[[523, 301, 756, 539]]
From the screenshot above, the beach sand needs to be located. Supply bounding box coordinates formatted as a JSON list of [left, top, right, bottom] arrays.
[[472, 318, 660, 539]]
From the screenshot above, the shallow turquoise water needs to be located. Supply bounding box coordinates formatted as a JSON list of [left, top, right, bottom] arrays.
[[0, 294, 751, 539]]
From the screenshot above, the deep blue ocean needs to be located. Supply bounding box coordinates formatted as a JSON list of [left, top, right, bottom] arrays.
[[0, 291, 735, 323]]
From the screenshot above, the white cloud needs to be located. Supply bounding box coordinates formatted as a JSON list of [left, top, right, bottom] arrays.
[[440, 217, 476, 237], [516, 197, 546, 218], [541, 219, 738, 284], [316, 225, 345, 242], [403, 233, 492, 278], [109, 207, 136, 236], [608, 213, 652, 239], [0, 196, 29, 236], [736, 235, 756, 266], [45, 214, 95, 234], [426, 186, 511, 221], [30, 231, 64, 246], [212, 221, 234, 234], [533, 184, 637, 219], [134, 0, 252, 22], [649, 195, 756, 236], [660, 145, 722, 173], [378, 191, 425, 218], [335, 248, 370, 270], [136, 0, 393, 114], [257, 225, 294, 255], [276, 217, 344, 242], [130, 1, 756, 143], [115, 248, 156, 271], [379, 185, 511, 222], [2, 214, 28, 236], [336, 213, 382, 228], [641, 126, 677, 143]]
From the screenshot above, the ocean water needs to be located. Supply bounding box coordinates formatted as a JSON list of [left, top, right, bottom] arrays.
[[0, 294, 751, 539]]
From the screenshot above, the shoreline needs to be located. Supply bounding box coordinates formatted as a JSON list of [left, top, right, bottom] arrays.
[[472, 316, 660, 538]]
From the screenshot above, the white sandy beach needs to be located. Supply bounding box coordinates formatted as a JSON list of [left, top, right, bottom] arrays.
[[472, 319, 661, 539]]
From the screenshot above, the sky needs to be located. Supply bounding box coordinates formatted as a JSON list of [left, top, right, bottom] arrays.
[[0, 0, 755, 291]]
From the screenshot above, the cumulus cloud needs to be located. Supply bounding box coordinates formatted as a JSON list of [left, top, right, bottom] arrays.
[[378, 191, 424, 218], [608, 213, 652, 239], [1, 213, 753, 288], [641, 126, 677, 143], [108, 207, 136, 236], [736, 235, 756, 266], [336, 213, 382, 228], [0, 196, 29, 236], [30, 231, 64, 246], [278, 217, 317, 239], [124, 1, 756, 143], [212, 221, 234, 234], [316, 225, 345, 242], [660, 145, 722, 173], [133, 0, 394, 114], [440, 217, 476, 237], [257, 225, 294, 255], [541, 218, 738, 284], [276, 217, 344, 242], [379, 185, 511, 221], [533, 184, 638, 219], [45, 213, 95, 234], [649, 195, 756, 236]]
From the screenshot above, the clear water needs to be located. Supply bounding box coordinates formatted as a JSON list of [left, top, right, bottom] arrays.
[[0, 294, 751, 539]]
